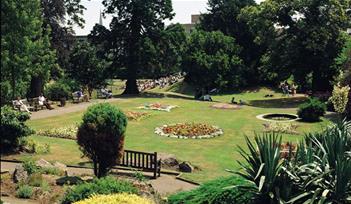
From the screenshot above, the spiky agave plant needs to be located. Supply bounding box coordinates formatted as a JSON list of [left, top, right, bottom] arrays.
[[286, 119, 351, 203], [232, 133, 296, 203]]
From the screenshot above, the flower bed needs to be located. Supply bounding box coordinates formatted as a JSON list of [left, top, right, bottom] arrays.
[[138, 103, 178, 112], [210, 103, 241, 110], [37, 125, 77, 140], [125, 111, 150, 121], [262, 122, 299, 134], [155, 123, 223, 139]]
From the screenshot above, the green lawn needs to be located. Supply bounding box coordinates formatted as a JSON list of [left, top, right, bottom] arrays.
[[8, 85, 331, 183]]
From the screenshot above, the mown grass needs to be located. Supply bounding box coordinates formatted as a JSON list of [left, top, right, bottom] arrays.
[[6, 84, 330, 183]]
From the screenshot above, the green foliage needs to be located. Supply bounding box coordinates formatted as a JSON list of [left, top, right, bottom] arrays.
[[98, 0, 174, 94], [132, 170, 146, 182], [241, 0, 351, 91], [199, 0, 263, 84], [297, 98, 327, 122], [16, 185, 33, 199], [23, 138, 51, 154], [45, 82, 70, 101], [41, 167, 65, 176], [168, 176, 254, 204], [1, 0, 57, 101], [286, 120, 351, 203], [334, 34, 351, 86], [22, 159, 39, 175], [61, 176, 138, 204], [40, 180, 51, 192], [27, 173, 44, 187], [68, 42, 108, 96], [77, 103, 127, 177], [0, 106, 33, 152], [182, 30, 245, 90]]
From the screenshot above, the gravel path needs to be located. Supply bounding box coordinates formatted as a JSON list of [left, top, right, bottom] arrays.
[[1, 161, 197, 199], [30, 98, 123, 120]]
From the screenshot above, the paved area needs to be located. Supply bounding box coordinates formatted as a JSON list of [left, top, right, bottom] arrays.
[[30, 98, 123, 120], [1, 161, 197, 200]]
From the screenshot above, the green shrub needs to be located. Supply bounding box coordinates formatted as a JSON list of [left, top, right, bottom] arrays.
[[77, 103, 127, 177], [61, 176, 137, 204], [0, 106, 33, 152], [23, 138, 50, 154], [297, 98, 326, 122], [27, 173, 43, 187], [168, 176, 254, 204], [41, 166, 65, 176], [40, 181, 51, 192], [22, 159, 39, 175], [16, 185, 33, 198], [45, 82, 70, 101]]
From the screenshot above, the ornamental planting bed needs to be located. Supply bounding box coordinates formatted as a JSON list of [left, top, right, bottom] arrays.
[[137, 103, 178, 112], [155, 123, 223, 139], [125, 111, 150, 121]]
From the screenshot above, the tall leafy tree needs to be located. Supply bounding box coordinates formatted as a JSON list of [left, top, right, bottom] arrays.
[[68, 42, 109, 97], [1, 0, 56, 102], [199, 0, 263, 84], [242, 0, 351, 92], [102, 0, 174, 94], [41, 0, 86, 73], [182, 31, 245, 90]]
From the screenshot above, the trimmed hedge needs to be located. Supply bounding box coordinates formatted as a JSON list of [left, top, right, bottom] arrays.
[[168, 176, 254, 204]]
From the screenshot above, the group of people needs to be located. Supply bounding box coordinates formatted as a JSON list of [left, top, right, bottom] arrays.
[[13, 93, 53, 113], [137, 73, 184, 92], [280, 81, 297, 97]]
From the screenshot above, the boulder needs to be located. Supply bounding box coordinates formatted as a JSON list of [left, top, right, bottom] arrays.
[[159, 153, 179, 168], [53, 161, 67, 172], [56, 176, 83, 186], [36, 159, 53, 169], [13, 165, 28, 183], [178, 162, 194, 173]]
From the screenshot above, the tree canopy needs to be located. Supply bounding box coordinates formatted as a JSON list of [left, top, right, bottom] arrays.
[[101, 0, 174, 94]]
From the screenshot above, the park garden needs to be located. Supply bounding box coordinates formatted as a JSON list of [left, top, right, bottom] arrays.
[[1, 0, 351, 203]]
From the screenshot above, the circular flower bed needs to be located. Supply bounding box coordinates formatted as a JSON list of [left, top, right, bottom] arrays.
[[256, 113, 299, 122], [155, 123, 223, 139], [138, 103, 178, 112], [210, 103, 241, 110]]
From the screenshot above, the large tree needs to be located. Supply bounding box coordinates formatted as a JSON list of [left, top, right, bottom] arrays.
[[102, 0, 174, 94], [199, 0, 263, 84], [68, 42, 109, 97], [1, 0, 56, 102], [182, 31, 245, 90], [242, 0, 350, 92], [41, 0, 86, 72]]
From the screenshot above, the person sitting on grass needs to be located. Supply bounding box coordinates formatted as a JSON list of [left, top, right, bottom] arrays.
[[100, 87, 113, 99], [231, 97, 238, 104], [38, 93, 54, 110], [14, 97, 31, 113]]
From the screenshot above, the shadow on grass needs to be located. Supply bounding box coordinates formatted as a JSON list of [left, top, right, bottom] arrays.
[[113, 91, 194, 101], [249, 96, 308, 108]]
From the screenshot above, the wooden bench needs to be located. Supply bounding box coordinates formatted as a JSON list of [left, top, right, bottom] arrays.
[[12, 99, 35, 112], [72, 92, 84, 103], [29, 97, 46, 111], [117, 150, 161, 179]]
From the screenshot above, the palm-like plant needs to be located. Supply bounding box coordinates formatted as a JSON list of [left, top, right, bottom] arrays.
[[286, 119, 351, 203], [234, 133, 295, 203]]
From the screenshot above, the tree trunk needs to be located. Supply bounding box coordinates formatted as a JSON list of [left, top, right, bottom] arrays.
[[28, 76, 43, 98], [122, 79, 139, 95], [312, 71, 330, 93]]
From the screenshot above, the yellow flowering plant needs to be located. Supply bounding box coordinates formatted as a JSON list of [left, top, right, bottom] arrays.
[[73, 193, 154, 204]]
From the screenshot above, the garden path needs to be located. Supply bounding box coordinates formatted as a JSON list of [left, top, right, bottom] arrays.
[[30, 98, 123, 120], [1, 161, 197, 197]]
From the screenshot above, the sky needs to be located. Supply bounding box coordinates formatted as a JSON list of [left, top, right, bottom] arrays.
[[73, 0, 263, 35]]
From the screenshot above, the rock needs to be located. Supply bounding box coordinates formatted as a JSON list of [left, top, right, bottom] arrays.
[[81, 176, 94, 182], [13, 165, 28, 183], [178, 162, 194, 173], [53, 161, 67, 172], [36, 159, 54, 168], [56, 176, 83, 186], [159, 153, 179, 168]]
